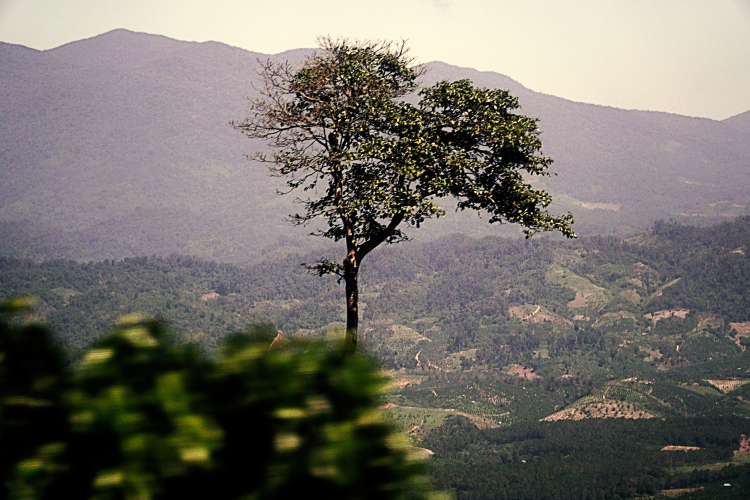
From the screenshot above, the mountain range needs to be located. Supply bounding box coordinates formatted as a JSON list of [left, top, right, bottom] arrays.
[[1, 29, 749, 264]]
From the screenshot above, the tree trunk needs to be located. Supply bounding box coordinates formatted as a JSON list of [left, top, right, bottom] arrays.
[[343, 255, 359, 353]]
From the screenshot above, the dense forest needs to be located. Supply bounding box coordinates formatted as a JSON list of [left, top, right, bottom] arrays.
[[2, 218, 750, 498], [424, 415, 750, 500]]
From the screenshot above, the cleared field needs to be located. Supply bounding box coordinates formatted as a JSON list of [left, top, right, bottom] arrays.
[[542, 401, 656, 421], [679, 384, 723, 397], [704, 379, 750, 393], [384, 406, 450, 435], [659, 487, 702, 498], [546, 264, 610, 309]]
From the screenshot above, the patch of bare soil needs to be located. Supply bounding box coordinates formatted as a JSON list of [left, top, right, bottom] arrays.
[[509, 304, 572, 325], [509, 305, 540, 320], [503, 364, 541, 380], [729, 322, 750, 335], [661, 446, 701, 451], [413, 447, 435, 457], [411, 350, 443, 371], [269, 333, 290, 350], [534, 312, 573, 325], [593, 311, 636, 327], [696, 315, 718, 329], [388, 325, 431, 343], [575, 201, 621, 211], [645, 308, 689, 325], [390, 376, 424, 389], [705, 379, 750, 393], [639, 346, 663, 359], [568, 292, 597, 308], [541, 402, 656, 421], [729, 322, 750, 351]]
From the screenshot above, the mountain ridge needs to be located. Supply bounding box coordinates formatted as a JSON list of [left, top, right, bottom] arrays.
[[722, 109, 750, 134], [1, 29, 748, 263]]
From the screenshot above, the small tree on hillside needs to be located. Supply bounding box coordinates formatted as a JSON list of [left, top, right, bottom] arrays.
[[234, 37, 574, 353]]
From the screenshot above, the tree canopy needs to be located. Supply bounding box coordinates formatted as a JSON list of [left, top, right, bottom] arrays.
[[235, 37, 574, 351]]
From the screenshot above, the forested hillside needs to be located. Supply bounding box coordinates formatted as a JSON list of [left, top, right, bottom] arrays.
[[423, 416, 750, 499], [2, 218, 750, 498], [2, 218, 750, 408]]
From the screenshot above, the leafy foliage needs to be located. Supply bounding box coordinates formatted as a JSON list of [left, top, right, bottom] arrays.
[[235, 37, 573, 351], [0, 303, 440, 500]]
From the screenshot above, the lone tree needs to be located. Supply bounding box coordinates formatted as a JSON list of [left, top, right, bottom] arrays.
[[235, 38, 574, 353]]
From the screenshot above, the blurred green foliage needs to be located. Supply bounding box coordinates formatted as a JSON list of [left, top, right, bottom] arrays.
[[0, 301, 443, 500]]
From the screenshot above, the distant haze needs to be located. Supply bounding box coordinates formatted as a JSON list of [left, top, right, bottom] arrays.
[[1, 0, 749, 120], [1, 30, 748, 264]]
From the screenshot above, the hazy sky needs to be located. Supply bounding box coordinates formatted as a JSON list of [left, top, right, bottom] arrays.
[[1, 0, 748, 120]]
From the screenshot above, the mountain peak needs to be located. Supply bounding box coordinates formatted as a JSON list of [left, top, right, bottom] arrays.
[[45, 29, 189, 65], [722, 110, 750, 134]]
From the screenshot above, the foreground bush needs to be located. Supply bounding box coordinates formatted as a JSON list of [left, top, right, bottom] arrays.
[[0, 299, 441, 500]]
